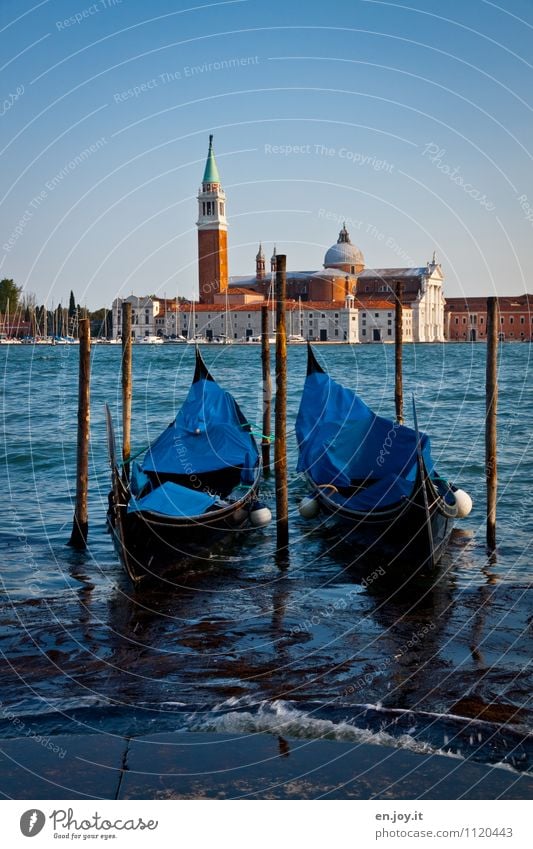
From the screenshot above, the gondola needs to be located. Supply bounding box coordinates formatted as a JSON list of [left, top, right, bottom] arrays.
[[106, 349, 270, 584], [296, 345, 471, 574]]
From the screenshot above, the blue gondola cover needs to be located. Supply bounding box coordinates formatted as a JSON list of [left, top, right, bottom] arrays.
[[142, 377, 258, 482], [128, 481, 218, 518], [296, 370, 434, 505]]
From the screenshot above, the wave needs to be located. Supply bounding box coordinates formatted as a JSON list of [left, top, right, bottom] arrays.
[[0, 696, 530, 774]]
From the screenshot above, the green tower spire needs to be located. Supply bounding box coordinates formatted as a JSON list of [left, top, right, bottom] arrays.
[[202, 134, 221, 184]]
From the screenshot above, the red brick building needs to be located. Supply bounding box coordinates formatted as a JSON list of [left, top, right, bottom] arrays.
[[445, 295, 533, 341]]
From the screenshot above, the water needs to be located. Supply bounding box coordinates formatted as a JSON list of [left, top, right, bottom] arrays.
[[0, 342, 531, 775]]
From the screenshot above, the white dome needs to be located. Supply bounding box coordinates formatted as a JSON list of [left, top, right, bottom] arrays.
[[324, 224, 364, 270]]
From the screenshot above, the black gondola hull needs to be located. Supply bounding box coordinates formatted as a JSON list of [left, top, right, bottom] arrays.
[[105, 349, 266, 585], [297, 344, 457, 578], [107, 479, 261, 584], [307, 471, 455, 575]]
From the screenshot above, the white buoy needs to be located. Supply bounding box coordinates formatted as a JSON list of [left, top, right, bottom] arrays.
[[250, 505, 272, 527], [299, 496, 320, 519], [454, 489, 473, 519]]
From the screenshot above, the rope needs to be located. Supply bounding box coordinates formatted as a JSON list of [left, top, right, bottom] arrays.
[[317, 483, 339, 494], [116, 443, 150, 468], [240, 421, 275, 442]]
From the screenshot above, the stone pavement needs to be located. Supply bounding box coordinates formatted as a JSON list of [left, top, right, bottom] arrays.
[[0, 731, 531, 800]]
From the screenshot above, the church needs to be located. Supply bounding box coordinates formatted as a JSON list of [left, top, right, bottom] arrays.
[[112, 136, 446, 343], [196, 135, 445, 342]]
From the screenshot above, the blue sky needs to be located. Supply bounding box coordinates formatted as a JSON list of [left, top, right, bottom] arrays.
[[1, 0, 532, 308]]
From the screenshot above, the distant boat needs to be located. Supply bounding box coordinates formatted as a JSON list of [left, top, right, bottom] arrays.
[[106, 348, 270, 584], [139, 335, 164, 344], [185, 301, 207, 343], [164, 335, 187, 344], [296, 345, 471, 574]]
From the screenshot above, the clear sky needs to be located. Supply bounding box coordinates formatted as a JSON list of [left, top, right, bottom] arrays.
[[1, 0, 532, 308]]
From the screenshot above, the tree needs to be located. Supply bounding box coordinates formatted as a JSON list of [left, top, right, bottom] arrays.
[[68, 290, 76, 318], [0, 279, 22, 314]]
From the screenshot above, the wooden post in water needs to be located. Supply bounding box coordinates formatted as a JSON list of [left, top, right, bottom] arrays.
[[395, 280, 404, 424], [122, 301, 132, 481], [261, 304, 272, 474], [68, 318, 91, 549], [274, 255, 289, 556], [486, 297, 498, 551]]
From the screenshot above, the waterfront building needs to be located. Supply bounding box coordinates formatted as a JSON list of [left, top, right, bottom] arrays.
[[111, 295, 162, 341], [445, 294, 533, 342], [112, 136, 448, 343]]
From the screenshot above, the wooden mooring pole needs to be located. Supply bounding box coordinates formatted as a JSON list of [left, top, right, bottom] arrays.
[[395, 280, 404, 424], [68, 317, 91, 549], [275, 255, 289, 556], [486, 297, 498, 551], [122, 302, 132, 482], [261, 304, 272, 474]]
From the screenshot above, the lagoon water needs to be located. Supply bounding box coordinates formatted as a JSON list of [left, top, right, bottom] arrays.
[[0, 342, 531, 776]]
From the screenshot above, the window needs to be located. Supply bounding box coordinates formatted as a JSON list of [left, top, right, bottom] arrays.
[[334, 313, 339, 318], [375, 313, 379, 318], [387, 329, 392, 336], [202, 202, 206, 215], [362, 319, 366, 326], [500, 317, 504, 324], [480, 316, 484, 324], [388, 319, 392, 325], [510, 316, 514, 324], [463, 317, 467, 324], [321, 313, 325, 318], [145, 316, 149, 324], [334, 328, 339, 336], [362, 329, 366, 336], [388, 312, 392, 318], [455, 318, 459, 324], [362, 313, 366, 318], [520, 316, 525, 324]]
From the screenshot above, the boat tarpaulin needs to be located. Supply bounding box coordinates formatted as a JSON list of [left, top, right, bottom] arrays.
[[142, 377, 258, 481], [329, 474, 415, 511], [128, 481, 218, 518], [296, 371, 434, 492]]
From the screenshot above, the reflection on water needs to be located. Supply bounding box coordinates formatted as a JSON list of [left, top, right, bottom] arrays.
[[0, 344, 531, 774]]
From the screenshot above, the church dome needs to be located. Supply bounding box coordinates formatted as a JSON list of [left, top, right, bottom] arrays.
[[324, 224, 364, 271]]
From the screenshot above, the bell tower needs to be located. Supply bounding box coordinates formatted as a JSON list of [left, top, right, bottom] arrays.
[[197, 135, 228, 304], [256, 243, 265, 280]]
